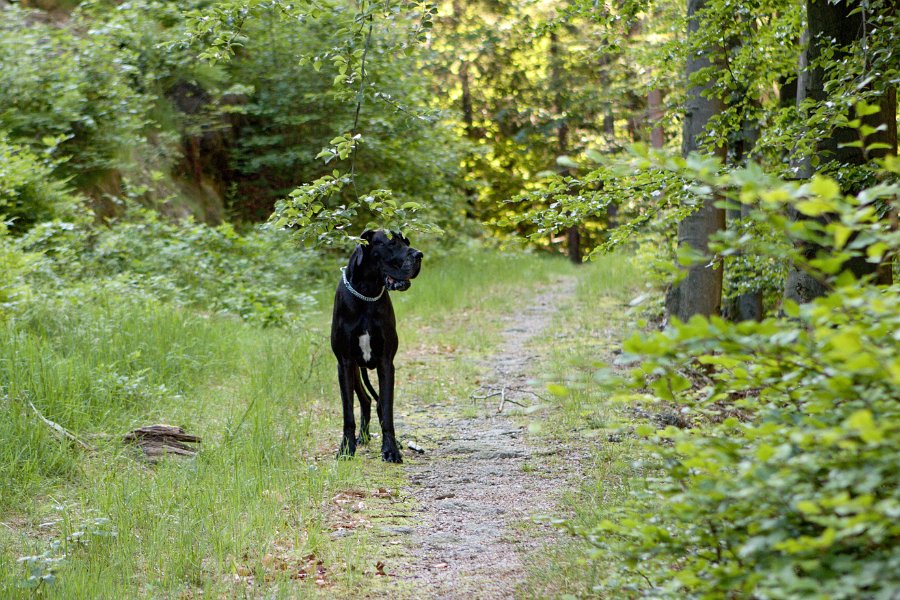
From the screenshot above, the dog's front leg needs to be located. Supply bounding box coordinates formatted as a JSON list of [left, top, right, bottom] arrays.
[[336, 358, 357, 459], [376, 360, 402, 463]]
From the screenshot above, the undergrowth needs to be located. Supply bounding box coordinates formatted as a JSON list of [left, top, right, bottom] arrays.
[[0, 242, 572, 598]]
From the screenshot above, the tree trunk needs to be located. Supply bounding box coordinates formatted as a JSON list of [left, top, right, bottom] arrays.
[[460, 63, 474, 138], [648, 88, 665, 149], [451, 0, 479, 220], [665, 0, 726, 321], [785, 1, 896, 303], [725, 106, 764, 321], [783, 26, 826, 304], [567, 227, 582, 264], [803, 0, 864, 165], [550, 30, 581, 265]]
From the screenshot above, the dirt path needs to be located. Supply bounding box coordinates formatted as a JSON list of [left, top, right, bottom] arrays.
[[386, 276, 580, 598]]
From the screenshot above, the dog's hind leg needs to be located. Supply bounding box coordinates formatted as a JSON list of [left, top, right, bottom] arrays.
[[355, 368, 373, 445], [361, 368, 383, 425]]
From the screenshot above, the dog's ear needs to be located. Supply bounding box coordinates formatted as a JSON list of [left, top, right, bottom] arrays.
[[353, 230, 376, 267], [351, 245, 365, 267]]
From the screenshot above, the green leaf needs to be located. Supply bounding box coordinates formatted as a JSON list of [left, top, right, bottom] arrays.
[[866, 142, 893, 152], [556, 155, 579, 169], [796, 500, 821, 515], [585, 148, 604, 163], [832, 224, 852, 250], [867, 242, 888, 261], [844, 410, 883, 443], [855, 101, 881, 117], [808, 176, 841, 200], [547, 383, 569, 397]]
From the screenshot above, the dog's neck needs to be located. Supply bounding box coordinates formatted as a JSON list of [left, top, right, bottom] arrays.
[[345, 253, 385, 299]]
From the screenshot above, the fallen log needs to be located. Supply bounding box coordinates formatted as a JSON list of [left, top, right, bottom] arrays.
[[123, 425, 200, 460]]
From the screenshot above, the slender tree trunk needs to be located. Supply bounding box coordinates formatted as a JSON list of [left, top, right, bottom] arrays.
[[450, 0, 471, 124], [451, 0, 480, 220], [604, 105, 615, 138], [873, 90, 897, 286], [460, 62, 474, 138], [550, 30, 581, 265], [665, 0, 726, 321], [648, 88, 665, 149], [725, 117, 764, 321], [603, 101, 618, 229]]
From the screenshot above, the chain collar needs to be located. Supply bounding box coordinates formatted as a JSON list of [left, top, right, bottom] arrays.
[[340, 266, 385, 302]]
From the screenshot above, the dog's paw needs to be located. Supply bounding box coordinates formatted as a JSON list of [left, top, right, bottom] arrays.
[[336, 437, 357, 460], [381, 441, 403, 464]]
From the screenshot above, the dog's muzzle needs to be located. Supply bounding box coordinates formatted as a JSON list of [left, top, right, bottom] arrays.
[[384, 251, 422, 291], [385, 275, 412, 291]]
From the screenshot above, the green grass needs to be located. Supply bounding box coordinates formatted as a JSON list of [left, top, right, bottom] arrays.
[[516, 254, 650, 598], [0, 248, 583, 598]]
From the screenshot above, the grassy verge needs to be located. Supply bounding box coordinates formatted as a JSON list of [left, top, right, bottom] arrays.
[[518, 254, 651, 597], [0, 249, 573, 598]]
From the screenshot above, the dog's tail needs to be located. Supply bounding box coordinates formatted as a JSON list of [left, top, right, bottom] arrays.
[[360, 368, 379, 402]]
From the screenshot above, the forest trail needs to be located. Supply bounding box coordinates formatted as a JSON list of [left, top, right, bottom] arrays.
[[383, 275, 582, 598]]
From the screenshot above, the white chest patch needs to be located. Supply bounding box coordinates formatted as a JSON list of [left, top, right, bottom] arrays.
[[359, 332, 372, 362]]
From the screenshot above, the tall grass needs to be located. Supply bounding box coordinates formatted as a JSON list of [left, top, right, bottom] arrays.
[[393, 249, 572, 317], [0, 284, 345, 597]]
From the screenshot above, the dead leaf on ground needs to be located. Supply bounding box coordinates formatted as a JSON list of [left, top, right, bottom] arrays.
[[332, 490, 367, 505], [231, 550, 329, 586]]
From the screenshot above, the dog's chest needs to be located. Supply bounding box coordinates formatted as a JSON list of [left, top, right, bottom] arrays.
[[358, 332, 373, 362], [341, 313, 389, 365]]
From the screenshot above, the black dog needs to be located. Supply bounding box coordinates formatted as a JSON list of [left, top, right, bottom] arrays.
[[330, 230, 423, 463]]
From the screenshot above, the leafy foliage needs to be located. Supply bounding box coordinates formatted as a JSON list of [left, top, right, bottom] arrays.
[[0, 221, 40, 315], [569, 155, 900, 597], [0, 7, 151, 188], [18, 209, 319, 327], [0, 0, 898, 595], [0, 135, 77, 232]]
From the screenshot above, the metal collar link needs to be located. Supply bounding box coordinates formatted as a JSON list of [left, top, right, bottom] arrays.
[[340, 266, 385, 302]]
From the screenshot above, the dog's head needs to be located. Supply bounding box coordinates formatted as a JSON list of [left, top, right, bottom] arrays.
[[355, 230, 423, 291]]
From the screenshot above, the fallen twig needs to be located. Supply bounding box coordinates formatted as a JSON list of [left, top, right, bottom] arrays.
[[28, 401, 93, 451], [299, 340, 323, 384], [509, 388, 547, 401], [469, 385, 538, 413], [501, 397, 527, 410], [470, 390, 503, 401]]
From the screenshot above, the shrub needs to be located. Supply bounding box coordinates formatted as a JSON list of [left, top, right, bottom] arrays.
[[572, 155, 900, 598], [19, 209, 320, 327], [0, 135, 77, 232], [0, 221, 40, 316], [0, 8, 151, 188]]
